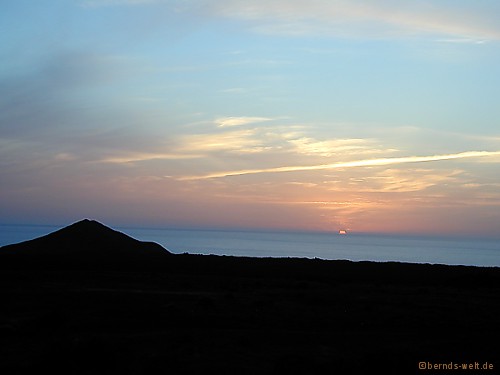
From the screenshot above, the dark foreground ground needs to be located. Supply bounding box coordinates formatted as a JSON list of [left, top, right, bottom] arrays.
[[1, 254, 500, 375]]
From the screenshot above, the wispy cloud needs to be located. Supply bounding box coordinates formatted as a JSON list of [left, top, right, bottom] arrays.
[[81, 0, 158, 8], [436, 38, 487, 45], [213, 0, 500, 41], [215, 116, 273, 128], [94, 120, 295, 165], [179, 150, 500, 180], [176, 129, 267, 154], [79, 1, 500, 41], [327, 168, 464, 194], [99, 152, 202, 163], [289, 137, 396, 157]]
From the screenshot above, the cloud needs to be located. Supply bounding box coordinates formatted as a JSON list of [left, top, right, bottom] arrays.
[[331, 168, 464, 194], [171, 122, 303, 156], [220, 88, 247, 94], [99, 152, 202, 163], [179, 150, 500, 180], [176, 129, 265, 154], [211, 0, 500, 41], [288, 137, 396, 157], [436, 38, 488, 45], [78, 1, 500, 41], [76, 118, 290, 167], [215, 116, 273, 127], [81, 0, 158, 7]]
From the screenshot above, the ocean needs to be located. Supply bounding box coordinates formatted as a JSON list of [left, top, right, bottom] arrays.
[[1, 224, 499, 267]]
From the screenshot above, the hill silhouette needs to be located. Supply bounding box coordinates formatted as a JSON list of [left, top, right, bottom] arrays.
[[0, 219, 170, 268], [1, 220, 499, 374]]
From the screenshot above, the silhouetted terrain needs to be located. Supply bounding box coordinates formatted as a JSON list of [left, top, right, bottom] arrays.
[[0, 219, 170, 267], [1, 220, 499, 374]]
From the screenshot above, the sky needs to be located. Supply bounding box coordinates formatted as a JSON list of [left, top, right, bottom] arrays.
[[1, 0, 500, 237]]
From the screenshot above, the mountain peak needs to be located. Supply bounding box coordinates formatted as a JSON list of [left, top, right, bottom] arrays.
[[0, 219, 171, 267]]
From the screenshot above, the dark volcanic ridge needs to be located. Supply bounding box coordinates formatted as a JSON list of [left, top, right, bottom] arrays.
[[1, 219, 499, 285], [0, 219, 171, 267]]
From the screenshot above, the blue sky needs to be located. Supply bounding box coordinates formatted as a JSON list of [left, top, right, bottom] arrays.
[[2, 0, 500, 236]]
